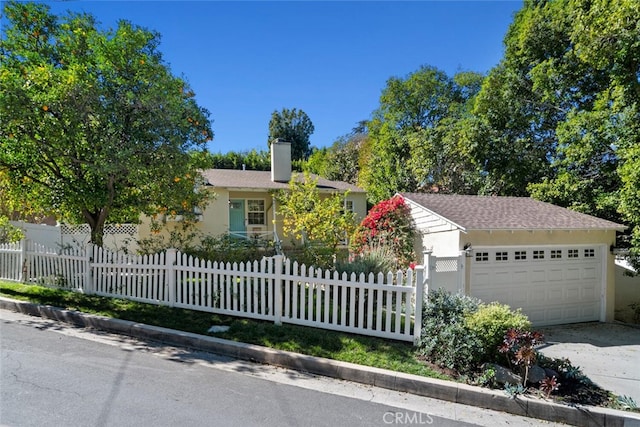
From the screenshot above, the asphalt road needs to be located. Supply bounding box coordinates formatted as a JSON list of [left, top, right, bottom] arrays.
[[0, 310, 560, 427]]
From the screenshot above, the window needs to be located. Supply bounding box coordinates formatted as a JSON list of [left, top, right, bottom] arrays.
[[533, 250, 545, 260], [550, 249, 562, 259], [568, 249, 579, 258], [515, 251, 527, 260], [475, 252, 489, 262], [584, 248, 595, 258], [496, 251, 508, 261], [247, 199, 265, 225], [344, 200, 354, 212]]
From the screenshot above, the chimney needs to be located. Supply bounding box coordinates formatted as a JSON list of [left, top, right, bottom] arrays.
[[270, 138, 291, 182]]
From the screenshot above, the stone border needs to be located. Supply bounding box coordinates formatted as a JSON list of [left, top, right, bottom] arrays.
[[1, 297, 638, 427]]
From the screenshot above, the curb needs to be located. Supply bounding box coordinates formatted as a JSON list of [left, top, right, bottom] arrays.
[[2, 297, 639, 427]]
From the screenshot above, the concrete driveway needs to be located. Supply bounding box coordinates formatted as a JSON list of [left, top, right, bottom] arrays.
[[538, 322, 640, 404]]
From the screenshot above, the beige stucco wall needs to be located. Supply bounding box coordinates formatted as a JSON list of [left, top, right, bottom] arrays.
[[458, 229, 618, 322], [138, 188, 368, 250], [614, 261, 640, 323], [462, 229, 615, 247], [417, 229, 462, 262]]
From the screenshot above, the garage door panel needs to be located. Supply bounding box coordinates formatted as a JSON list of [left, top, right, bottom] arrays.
[[581, 302, 599, 318], [565, 287, 580, 301], [494, 270, 511, 284], [473, 272, 490, 286], [545, 308, 564, 324], [471, 246, 602, 325], [565, 268, 581, 281], [582, 267, 597, 280], [581, 285, 597, 301], [529, 291, 548, 304], [509, 291, 529, 306], [526, 309, 547, 324], [548, 268, 564, 281], [513, 270, 528, 282], [548, 288, 563, 301]]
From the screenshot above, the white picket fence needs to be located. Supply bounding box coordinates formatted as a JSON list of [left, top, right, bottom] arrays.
[[0, 240, 431, 343]]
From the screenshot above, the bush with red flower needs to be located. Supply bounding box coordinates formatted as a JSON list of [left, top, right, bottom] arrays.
[[350, 195, 417, 270]]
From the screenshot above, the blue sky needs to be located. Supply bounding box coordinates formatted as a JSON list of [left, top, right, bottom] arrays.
[[14, 1, 524, 154]]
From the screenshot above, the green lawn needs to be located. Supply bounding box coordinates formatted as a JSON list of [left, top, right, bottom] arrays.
[[0, 280, 448, 380]]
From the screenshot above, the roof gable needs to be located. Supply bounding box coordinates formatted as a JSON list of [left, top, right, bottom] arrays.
[[400, 193, 625, 231], [201, 169, 365, 193]]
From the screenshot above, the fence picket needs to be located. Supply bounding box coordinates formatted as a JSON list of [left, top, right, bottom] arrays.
[[0, 239, 439, 342]]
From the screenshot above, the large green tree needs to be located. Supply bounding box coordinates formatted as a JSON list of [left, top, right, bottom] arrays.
[[474, 0, 639, 264], [0, 2, 213, 246], [268, 108, 314, 161], [304, 127, 367, 185], [210, 149, 270, 170], [362, 66, 484, 202]]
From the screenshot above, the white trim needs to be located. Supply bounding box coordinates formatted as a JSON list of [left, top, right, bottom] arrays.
[[401, 195, 467, 232], [247, 198, 267, 226]]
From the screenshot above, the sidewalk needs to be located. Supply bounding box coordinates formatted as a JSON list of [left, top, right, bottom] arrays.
[[2, 297, 639, 427]]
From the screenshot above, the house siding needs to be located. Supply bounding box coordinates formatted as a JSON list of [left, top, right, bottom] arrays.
[[138, 187, 368, 249], [403, 194, 620, 323], [405, 198, 462, 261]]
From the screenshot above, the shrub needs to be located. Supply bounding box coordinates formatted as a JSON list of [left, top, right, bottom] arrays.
[[336, 241, 397, 275], [416, 289, 483, 374], [284, 242, 335, 270], [187, 234, 275, 264], [0, 215, 24, 244], [498, 328, 545, 385], [351, 195, 417, 269], [464, 302, 531, 363], [537, 354, 613, 406]]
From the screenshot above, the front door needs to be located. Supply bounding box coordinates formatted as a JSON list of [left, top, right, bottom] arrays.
[[229, 199, 246, 238]]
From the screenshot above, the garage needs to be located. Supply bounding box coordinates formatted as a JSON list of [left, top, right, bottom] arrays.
[[401, 192, 626, 326], [469, 245, 603, 326]]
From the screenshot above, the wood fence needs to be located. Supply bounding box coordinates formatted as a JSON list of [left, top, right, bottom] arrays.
[[0, 240, 430, 343]]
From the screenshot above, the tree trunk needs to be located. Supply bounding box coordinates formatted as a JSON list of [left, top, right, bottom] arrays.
[[83, 208, 109, 247], [90, 221, 105, 247], [84, 175, 115, 247]]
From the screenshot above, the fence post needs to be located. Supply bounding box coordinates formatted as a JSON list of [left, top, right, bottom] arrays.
[[413, 265, 425, 343], [427, 252, 436, 288], [166, 248, 177, 307], [272, 254, 283, 325], [84, 244, 94, 294], [457, 251, 466, 294], [19, 239, 27, 283]]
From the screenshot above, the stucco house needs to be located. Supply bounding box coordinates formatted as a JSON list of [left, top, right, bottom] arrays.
[[401, 192, 626, 326], [139, 141, 367, 248]]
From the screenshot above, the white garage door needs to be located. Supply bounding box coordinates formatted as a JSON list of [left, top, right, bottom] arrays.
[[469, 245, 603, 326]]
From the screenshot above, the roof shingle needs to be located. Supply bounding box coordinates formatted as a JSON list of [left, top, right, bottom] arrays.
[[201, 169, 365, 193], [400, 193, 625, 231]]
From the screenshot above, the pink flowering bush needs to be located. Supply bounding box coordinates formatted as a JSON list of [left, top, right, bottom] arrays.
[[351, 195, 417, 270]]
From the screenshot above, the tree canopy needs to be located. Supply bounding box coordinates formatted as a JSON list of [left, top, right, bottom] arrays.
[[309, 0, 639, 266], [476, 0, 639, 263], [304, 126, 366, 185], [360, 66, 484, 202], [0, 1, 214, 246], [274, 172, 357, 268], [209, 149, 270, 171], [268, 108, 314, 161]]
